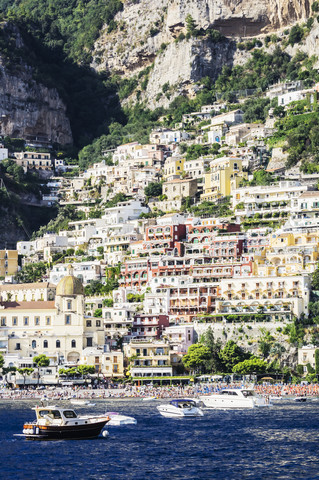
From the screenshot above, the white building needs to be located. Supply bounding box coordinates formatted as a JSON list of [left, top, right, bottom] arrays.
[[216, 275, 311, 319], [149, 129, 190, 145], [232, 181, 310, 219], [102, 200, 149, 225], [50, 261, 102, 285], [0, 146, 8, 161], [298, 345, 317, 372]]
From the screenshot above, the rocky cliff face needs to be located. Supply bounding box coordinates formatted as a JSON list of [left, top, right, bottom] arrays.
[[0, 24, 72, 145], [93, 0, 312, 107], [166, 0, 311, 35]]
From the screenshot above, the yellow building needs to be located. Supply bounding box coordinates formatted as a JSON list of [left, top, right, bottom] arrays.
[[0, 250, 18, 277], [163, 156, 185, 179], [125, 340, 173, 378], [201, 157, 247, 201], [253, 232, 319, 277], [82, 348, 124, 377]]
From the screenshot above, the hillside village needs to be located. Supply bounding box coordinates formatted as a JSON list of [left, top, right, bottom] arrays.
[[2, 78, 319, 386]]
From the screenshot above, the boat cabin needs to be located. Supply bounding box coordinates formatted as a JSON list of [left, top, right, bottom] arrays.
[[33, 406, 78, 426], [219, 389, 256, 397], [169, 399, 196, 408]]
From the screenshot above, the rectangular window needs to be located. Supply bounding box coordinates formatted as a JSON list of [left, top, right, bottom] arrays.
[[86, 320, 92, 327], [12, 317, 17, 326], [67, 300, 72, 310], [113, 365, 118, 373], [15, 343, 21, 350], [87, 337, 93, 347], [35, 317, 40, 325], [24, 317, 29, 326], [96, 320, 101, 327], [46, 317, 51, 325], [113, 356, 118, 363], [65, 315, 71, 325], [1, 317, 6, 326]]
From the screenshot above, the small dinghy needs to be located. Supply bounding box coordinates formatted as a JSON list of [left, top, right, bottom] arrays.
[[106, 413, 137, 426], [70, 399, 95, 407], [294, 396, 307, 403]]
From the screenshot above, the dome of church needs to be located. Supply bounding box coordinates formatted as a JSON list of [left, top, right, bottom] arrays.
[[56, 267, 84, 296]]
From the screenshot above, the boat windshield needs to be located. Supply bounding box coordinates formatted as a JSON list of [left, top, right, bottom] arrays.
[[220, 391, 238, 396], [242, 390, 254, 397], [39, 410, 62, 419], [171, 400, 195, 408], [63, 410, 77, 418]]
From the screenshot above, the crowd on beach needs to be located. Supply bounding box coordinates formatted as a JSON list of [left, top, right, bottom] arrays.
[[1, 382, 319, 400]]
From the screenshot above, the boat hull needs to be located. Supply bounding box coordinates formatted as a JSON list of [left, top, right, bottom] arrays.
[[23, 420, 108, 440], [199, 396, 269, 409], [157, 406, 203, 417]]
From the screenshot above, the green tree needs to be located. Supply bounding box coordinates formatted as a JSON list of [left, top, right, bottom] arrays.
[[103, 298, 113, 307], [288, 24, 304, 46], [15, 262, 47, 283], [250, 170, 274, 186], [232, 358, 268, 374], [33, 354, 50, 385], [93, 308, 102, 317], [219, 341, 251, 372], [312, 265, 319, 290], [0, 353, 4, 369], [144, 182, 162, 197], [17, 367, 34, 387], [182, 344, 211, 373], [185, 14, 197, 36], [201, 326, 223, 373], [77, 365, 95, 378]]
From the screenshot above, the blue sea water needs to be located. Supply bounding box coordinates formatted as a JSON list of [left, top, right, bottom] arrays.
[[1, 398, 319, 480]]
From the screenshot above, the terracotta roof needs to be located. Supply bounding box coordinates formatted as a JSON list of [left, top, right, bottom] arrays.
[[0, 282, 55, 291], [0, 301, 56, 310], [299, 191, 319, 198]]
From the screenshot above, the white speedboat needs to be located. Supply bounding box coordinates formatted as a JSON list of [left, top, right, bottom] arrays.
[[269, 395, 283, 402], [157, 399, 204, 418], [70, 399, 95, 407], [200, 388, 270, 409], [107, 413, 137, 426]]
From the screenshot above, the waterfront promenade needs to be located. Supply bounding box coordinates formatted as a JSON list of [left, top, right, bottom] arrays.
[[1, 383, 319, 400]]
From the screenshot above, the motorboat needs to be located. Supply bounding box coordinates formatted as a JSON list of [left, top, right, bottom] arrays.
[[19, 405, 110, 440], [142, 396, 156, 401], [107, 413, 137, 426], [70, 399, 96, 407], [269, 395, 283, 402], [294, 396, 307, 403], [199, 388, 270, 409], [157, 399, 204, 418]]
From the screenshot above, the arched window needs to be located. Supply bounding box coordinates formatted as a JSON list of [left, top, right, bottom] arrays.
[[56, 340, 61, 348], [31, 340, 36, 349], [43, 340, 48, 348], [71, 340, 76, 348]]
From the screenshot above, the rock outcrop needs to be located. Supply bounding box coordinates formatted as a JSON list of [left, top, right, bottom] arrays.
[[93, 0, 312, 107], [0, 23, 72, 145]]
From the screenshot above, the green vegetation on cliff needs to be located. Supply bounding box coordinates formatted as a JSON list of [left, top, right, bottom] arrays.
[[0, 0, 123, 64]]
